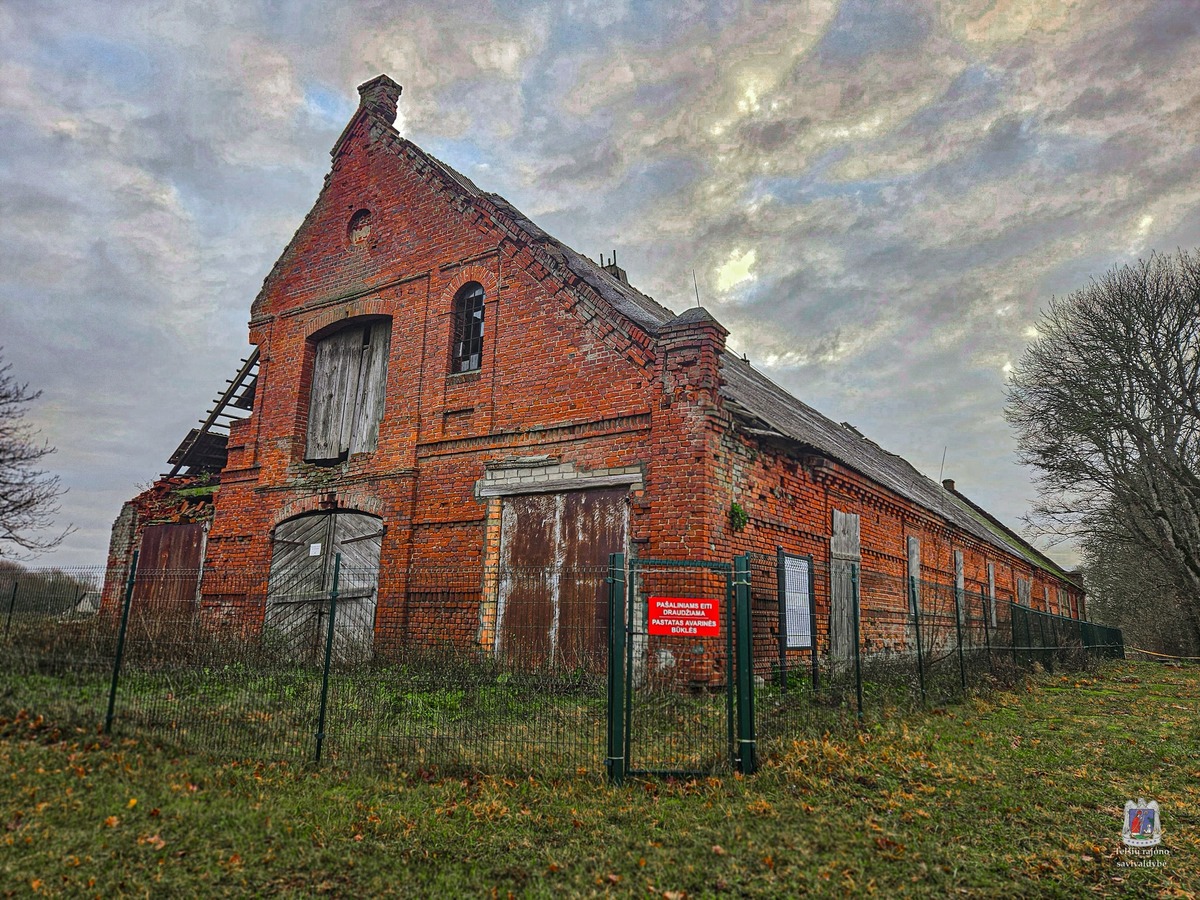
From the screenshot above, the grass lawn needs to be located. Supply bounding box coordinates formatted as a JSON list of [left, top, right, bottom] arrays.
[[1, 660, 1197, 897]]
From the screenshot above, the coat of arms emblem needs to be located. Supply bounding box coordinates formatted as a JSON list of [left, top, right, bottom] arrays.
[[1122, 798, 1162, 847]]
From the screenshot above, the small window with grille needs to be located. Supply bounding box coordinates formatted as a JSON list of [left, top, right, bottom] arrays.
[[451, 281, 485, 373]]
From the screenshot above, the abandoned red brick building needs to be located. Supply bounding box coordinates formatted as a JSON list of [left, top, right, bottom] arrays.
[[105, 75, 1084, 662]]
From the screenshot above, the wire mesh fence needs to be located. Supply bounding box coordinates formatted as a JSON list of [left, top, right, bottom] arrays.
[[0, 552, 1123, 779], [745, 551, 1124, 760]]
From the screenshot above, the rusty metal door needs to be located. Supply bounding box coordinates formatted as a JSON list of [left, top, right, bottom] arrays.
[[266, 511, 383, 659], [131, 523, 205, 618], [495, 488, 627, 669]]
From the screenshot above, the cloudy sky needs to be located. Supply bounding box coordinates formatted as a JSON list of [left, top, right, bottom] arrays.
[[3, 0, 1199, 568]]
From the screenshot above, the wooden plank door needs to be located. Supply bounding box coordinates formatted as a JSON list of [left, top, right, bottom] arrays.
[[266, 511, 382, 659], [496, 494, 557, 667], [329, 511, 384, 653], [557, 488, 628, 669], [829, 509, 861, 660]]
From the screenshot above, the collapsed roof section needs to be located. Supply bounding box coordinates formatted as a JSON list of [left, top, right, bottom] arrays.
[[167, 350, 259, 476]]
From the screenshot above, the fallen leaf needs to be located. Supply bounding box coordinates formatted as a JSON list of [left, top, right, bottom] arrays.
[[103, 816, 119, 828], [711, 845, 726, 856]]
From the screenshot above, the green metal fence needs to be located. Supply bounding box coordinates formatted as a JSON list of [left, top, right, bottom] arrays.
[[0, 552, 1124, 780]]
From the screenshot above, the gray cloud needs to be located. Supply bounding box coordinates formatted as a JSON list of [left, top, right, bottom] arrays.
[[4, 1, 1200, 568]]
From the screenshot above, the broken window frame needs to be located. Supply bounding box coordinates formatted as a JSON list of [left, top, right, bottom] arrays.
[[451, 281, 485, 374]]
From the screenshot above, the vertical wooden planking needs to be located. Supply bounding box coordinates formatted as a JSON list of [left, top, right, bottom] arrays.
[[348, 321, 390, 455], [1017, 577, 1031, 607], [305, 337, 338, 460], [305, 326, 365, 461], [829, 510, 860, 660], [330, 511, 383, 653], [330, 326, 366, 456], [266, 514, 336, 658], [954, 550, 965, 621], [987, 562, 997, 627], [905, 536, 922, 652], [131, 523, 205, 616]]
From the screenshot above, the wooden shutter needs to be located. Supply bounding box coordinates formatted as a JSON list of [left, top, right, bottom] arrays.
[[987, 562, 997, 627], [306, 327, 365, 461], [906, 537, 921, 614], [829, 509, 861, 660], [348, 320, 390, 455], [954, 550, 965, 621]]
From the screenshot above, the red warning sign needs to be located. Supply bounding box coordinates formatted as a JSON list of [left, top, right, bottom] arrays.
[[648, 596, 720, 637]]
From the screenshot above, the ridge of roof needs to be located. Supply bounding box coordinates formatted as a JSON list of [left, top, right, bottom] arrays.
[[943, 484, 1079, 587], [718, 353, 1071, 581]]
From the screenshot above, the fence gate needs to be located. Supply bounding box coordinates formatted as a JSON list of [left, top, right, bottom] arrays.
[[606, 554, 755, 782]]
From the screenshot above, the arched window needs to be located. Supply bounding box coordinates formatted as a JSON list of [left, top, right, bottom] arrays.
[[348, 209, 372, 246], [451, 281, 485, 373]]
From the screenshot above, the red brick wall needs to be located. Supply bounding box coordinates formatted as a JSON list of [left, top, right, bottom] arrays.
[[196, 112, 729, 639], [710, 423, 1086, 659], [114, 105, 1084, 653]]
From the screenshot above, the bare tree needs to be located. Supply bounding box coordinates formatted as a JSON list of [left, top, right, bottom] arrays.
[[1081, 504, 1199, 655], [1006, 250, 1200, 647], [0, 352, 68, 556]]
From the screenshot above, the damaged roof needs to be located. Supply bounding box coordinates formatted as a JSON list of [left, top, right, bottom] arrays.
[[412, 148, 678, 334]]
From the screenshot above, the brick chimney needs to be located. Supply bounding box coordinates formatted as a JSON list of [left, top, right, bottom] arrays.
[[357, 75, 402, 125], [659, 306, 728, 408]]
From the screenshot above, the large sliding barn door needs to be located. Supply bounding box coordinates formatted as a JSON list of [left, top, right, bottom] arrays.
[[265, 511, 383, 659], [495, 488, 627, 669]]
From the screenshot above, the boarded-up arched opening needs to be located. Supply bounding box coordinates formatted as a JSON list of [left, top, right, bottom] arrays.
[[265, 511, 383, 659]]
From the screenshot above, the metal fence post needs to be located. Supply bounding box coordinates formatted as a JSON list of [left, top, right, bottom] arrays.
[[980, 587, 993, 674], [313, 554, 341, 765], [851, 563, 863, 721], [605, 553, 626, 785], [809, 558, 819, 693], [734, 554, 757, 774], [3, 580, 18, 639], [775, 546, 787, 688], [1011, 602, 1021, 668], [104, 550, 139, 735], [1037, 610, 1052, 673], [953, 583, 967, 696], [910, 576, 926, 704]]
